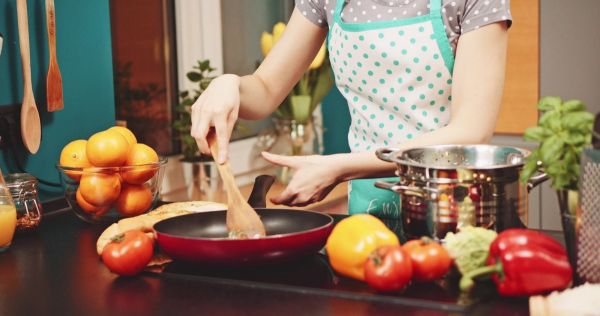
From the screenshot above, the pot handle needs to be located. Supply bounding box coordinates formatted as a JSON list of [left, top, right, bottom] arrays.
[[376, 147, 401, 163], [247, 175, 276, 208], [527, 172, 549, 192], [374, 180, 432, 197]]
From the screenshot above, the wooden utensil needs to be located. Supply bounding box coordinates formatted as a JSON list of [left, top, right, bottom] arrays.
[[17, 0, 41, 154], [207, 132, 266, 238], [45, 0, 63, 112]]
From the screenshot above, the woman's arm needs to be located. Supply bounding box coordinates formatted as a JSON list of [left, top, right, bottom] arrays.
[[264, 22, 509, 205], [191, 9, 327, 162]]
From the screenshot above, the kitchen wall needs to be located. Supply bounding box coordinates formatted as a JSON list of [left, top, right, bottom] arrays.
[[0, 0, 116, 200]]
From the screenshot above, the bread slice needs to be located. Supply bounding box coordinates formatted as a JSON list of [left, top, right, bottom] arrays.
[[96, 201, 227, 255], [529, 283, 600, 315]]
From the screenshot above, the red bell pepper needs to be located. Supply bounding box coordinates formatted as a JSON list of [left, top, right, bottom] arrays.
[[460, 228, 572, 297]]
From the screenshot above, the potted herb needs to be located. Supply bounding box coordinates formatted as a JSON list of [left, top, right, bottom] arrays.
[[172, 60, 223, 200], [520, 96, 594, 266], [172, 59, 217, 161]]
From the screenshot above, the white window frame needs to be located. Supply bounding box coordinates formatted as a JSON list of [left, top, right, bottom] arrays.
[[162, 0, 269, 195], [174, 0, 224, 86]]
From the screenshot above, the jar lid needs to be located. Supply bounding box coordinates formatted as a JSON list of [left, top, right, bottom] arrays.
[[5, 173, 38, 188]]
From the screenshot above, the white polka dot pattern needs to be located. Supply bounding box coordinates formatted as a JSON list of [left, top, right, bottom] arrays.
[[328, 20, 452, 152]]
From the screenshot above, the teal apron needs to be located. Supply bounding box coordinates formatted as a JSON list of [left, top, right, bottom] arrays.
[[327, 0, 455, 219]]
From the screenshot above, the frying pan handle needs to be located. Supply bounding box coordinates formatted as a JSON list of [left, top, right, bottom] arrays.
[[248, 175, 276, 208]]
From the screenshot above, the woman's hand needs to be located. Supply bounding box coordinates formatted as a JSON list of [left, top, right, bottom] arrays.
[[190, 74, 241, 163], [261, 152, 343, 207]]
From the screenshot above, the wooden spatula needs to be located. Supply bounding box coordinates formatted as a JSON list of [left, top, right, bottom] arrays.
[[207, 132, 266, 238], [17, 0, 41, 154], [45, 0, 63, 112]]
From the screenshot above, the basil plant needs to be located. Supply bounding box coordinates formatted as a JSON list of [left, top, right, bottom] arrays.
[[520, 97, 594, 191]]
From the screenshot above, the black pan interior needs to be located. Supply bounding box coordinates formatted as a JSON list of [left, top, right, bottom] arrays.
[[154, 209, 333, 238]]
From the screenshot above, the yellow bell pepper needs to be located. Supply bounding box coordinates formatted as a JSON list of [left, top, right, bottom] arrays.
[[325, 214, 400, 281]]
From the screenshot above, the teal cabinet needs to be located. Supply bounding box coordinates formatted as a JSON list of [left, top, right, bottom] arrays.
[[0, 0, 116, 200]]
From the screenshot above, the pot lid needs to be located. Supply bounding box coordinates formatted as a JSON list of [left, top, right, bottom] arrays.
[[380, 144, 531, 170]]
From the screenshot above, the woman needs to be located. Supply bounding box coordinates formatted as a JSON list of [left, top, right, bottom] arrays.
[[191, 0, 510, 217]]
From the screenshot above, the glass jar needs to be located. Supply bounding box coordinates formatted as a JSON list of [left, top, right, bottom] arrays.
[[5, 173, 42, 232], [271, 118, 317, 156], [0, 172, 17, 252]]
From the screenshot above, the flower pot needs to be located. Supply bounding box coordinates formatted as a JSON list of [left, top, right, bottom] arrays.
[[269, 118, 321, 183], [181, 157, 224, 202], [556, 189, 579, 282]]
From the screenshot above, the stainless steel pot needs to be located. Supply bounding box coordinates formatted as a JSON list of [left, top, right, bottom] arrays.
[[375, 145, 548, 241]]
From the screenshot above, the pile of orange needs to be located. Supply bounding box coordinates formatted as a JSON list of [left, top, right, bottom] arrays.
[[59, 126, 159, 217]]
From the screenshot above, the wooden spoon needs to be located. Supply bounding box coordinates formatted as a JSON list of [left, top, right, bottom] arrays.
[[207, 132, 266, 238], [17, 0, 41, 154], [45, 0, 64, 112]]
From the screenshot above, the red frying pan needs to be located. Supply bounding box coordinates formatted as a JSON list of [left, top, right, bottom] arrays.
[[154, 175, 334, 266]]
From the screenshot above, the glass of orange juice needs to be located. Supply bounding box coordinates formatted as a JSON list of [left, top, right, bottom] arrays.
[[0, 171, 16, 252]]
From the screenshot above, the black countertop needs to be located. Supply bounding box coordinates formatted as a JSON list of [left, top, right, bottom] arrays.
[[0, 207, 530, 316]]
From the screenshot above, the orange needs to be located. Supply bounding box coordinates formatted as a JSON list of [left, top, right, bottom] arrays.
[[79, 171, 122, 207], [108, 126, 137, 147], [115, 184, 153, 217], [86, 130, 129, 167], [76, 188, 110, 215], [121, 143, 160, 184], [59, 140, 92, 181]]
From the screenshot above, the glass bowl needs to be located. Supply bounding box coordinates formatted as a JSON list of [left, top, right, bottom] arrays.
[[57, 158, 167, 224]]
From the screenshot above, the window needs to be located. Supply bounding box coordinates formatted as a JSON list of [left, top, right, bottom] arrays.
[[110, 0, 178, 155], [110, 0, 294, 155]]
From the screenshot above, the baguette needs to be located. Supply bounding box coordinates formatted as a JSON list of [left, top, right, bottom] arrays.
[[529, 283, 600, 316], [96, 201, 227, 255]]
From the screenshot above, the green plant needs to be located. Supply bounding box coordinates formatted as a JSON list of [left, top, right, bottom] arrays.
[[114, 61, 166, 118], [172, 60, 217, 161], [520, 97, 595, 190]]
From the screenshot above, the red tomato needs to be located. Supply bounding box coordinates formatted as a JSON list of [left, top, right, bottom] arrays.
[[102, 230, 154, 276], [469, 184, 481, 202], [403, 237, 452, 282], [364, 245, 412, 292]]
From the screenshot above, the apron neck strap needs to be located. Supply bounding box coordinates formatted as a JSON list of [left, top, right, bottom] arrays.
[[429, 0, 442, 19], [333, 0, 345, 21]]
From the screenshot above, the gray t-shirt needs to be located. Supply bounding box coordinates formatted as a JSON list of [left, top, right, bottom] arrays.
[[296, 0, 512, 52]]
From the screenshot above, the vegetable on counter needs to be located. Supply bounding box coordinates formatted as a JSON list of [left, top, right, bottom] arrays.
[[460, 229, 572, 297], [403, 237, 452, 282], [101, 230, 154, 276], [364, 245, 412, 292], [444, 226, 497, 275], [326, 214, 399, 281]]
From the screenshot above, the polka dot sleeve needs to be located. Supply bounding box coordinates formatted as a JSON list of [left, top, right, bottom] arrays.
[[460, 0, 512, 34], [295, 0, 329, 28]]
